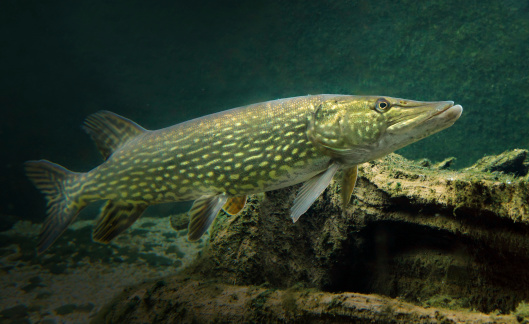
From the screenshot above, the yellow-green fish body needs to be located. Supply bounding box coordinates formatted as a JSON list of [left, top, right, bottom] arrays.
[[26, 95, 462, 253], [89, 95, 333, 203]]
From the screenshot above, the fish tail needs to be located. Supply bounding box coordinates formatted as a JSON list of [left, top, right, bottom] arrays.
[[25, 160, 87, 254]]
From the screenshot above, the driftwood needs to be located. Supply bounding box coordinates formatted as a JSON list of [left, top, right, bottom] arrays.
[[96, 150, 529, 323], [94, 277, 516, 323]]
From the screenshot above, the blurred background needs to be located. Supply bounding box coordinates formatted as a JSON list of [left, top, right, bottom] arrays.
[[1, 0, 528, 223]]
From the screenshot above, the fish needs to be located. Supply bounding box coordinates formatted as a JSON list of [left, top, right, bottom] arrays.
[[25, 95, 462, 253]]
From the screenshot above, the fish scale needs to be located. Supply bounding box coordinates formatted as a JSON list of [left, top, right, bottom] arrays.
[[25, 94, 462, 253], [84, 95, 330, 203]]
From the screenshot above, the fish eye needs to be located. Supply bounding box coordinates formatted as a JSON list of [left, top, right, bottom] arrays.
[[375, 98, 391, 113]]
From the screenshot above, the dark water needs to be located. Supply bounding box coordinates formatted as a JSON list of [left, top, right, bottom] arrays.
[[2, 0, 529, 221], [1, 0, 528, 321]]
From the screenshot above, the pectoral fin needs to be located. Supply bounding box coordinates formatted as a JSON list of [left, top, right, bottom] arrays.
[[92, 201, 148, 243], [223, 196, 247, 216], [341, 165, 358, 210], [188, 194, 228, 241], [290, 162, 340, 222]]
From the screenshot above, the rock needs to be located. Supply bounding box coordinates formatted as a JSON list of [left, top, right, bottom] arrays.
[[0, 305, 29, 323], [54, 304, 78, 315], [169, 213, 189, 231]]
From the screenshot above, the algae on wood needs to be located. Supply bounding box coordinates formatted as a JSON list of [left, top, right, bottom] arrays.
[[94, 277, 517, 323], [97, 150, 529, 322]]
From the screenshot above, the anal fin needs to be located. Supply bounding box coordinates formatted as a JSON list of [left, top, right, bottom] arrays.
[[188, 194, 228, 241], [341, 165, 358, 210], [290, 162, 340, 222], [222, 196, 247, 216], [92, 201, 148, 243]]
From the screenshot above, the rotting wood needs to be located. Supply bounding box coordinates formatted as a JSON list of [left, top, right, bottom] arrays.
[[97, 151, 529, 322]]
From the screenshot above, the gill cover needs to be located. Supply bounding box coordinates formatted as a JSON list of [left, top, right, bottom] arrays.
[[307, 98, 385, 159], [307, 100, 347, 153]]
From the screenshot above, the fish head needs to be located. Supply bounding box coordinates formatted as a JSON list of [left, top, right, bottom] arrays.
[[307, 96, 463, 164]]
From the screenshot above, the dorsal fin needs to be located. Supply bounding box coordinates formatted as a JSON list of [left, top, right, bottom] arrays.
[[83, 110, 147, 160]]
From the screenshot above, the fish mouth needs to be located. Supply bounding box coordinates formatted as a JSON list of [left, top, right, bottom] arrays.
[[428, 101, 463, 122], [388, 101, 462, 134]]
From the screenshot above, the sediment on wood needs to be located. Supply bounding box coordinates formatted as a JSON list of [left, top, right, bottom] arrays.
[[97, 150, 529, 322]]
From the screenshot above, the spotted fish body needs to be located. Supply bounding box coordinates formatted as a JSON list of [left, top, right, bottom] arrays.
[[91, 95, 332, 204], [25, 95, 462, 253]]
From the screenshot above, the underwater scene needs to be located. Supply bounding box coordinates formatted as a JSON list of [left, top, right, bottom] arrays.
[[2, 0, 529, 323]]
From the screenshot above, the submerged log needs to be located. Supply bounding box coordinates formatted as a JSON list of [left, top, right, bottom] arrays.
[[97, 151, 529, 323], [94, 277, 516, 323]]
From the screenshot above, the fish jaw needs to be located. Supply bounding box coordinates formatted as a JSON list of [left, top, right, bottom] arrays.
[[307, 96, 463, 165], [376, 103, 463, 158], [386, 101, 461, 135]]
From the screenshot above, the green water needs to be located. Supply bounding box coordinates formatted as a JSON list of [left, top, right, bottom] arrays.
[[2, 1, 529, 322], [3, 0, 529, 220]]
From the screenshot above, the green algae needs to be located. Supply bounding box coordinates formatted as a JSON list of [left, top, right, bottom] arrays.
[[513, 301, 529, 323], [247, 289, 276, 322], [424, 295, 471, 310]]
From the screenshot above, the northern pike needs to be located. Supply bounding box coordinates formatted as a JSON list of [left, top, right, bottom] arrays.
[[25, 95, 462, 253]]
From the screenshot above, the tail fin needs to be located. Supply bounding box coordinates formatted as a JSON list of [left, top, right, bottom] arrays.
[[25, 160, 87, 254]]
